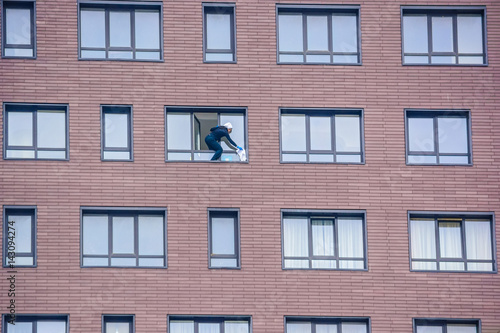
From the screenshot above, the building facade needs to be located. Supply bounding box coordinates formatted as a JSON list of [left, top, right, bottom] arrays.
[[1, 0, 499, 332]]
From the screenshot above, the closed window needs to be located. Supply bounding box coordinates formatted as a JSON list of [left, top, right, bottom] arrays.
[[282, 210, 367, 270], [81, 208, 167, 268], [165, 107, 246, 162], [3, 314, 68, 333], [414, 319, 480, 333], [405, 110, 471, 165], [102, 105, 133, 161], [3, 207, 36, 267], [280, 109, 364, 163], [2, 0, 35, 58], [285, 317, 369, 333], [277, 5, 360, 64], [402, 7, 486, 65], [103, 315, 134, 333], [409, 213, 495, 272], [209, 209, 240, 268], [4, 103, 69, 160], [78, 1, 162, 61], [169, 316, 251, 333], [203, 3, 236, 63]]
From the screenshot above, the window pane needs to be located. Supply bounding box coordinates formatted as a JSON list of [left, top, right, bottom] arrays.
[[310, 117, 332, 150], [342, 323, 367, 333], [136, 51, 161, 60], [338, 218, 363, 258], [458, 56, 483, 64], [167, 113, 192, 150], [167, 152, 192, 160], [135, 11, 160, 49], [108, 51, 133, 59], [416, 327, 442, 333], [110, 11, 131, 47], [207, 13, 231, 50], [6, 8, 31, 45], [465, 220, 492, 260], [105, 113, 129, 148], [5, 322, 32, 333], [206, 53, 234, 62], [312, 220, 334, 256], [103, 151, 131, 160], [171, 322, 194, 333], [404, 56, 429, 64], [81, 9, 105, 48], [279, 15, 303, 52], [307, 15, 328, 51], [138, 258, 164, 267], [37, 150, 66, 159], [403, 15, 428, 53], [6, 256, 33, 267], [83, 257, 108, 266], [439, 222, 463, 258], [220, 114, 244, 150], [282, 154, 307, 162], [312, 259, 336, 269], [439, 262, 465, 271], [410, 219, 436, 260], [317, 324, 338, 333], [332, 55, 358, 63], [283, 218, 308, 257], [309, 154, 334, 162], [37, 111, 66, 149], [7, 215, 32, 253], [279, 54, 303, 63], [138, 216, 164, 255], [199, 323, 220, 333], [457, 15, 483, 54], [8, 112, 33, 147], [438, 156, 469, 165], [412, 261, 437, 270], [467, 262, 492, 271], [106, 322, 129, 333], [6, 150, 35, 158], [408, 155, 437, 164], [284, 259, 309, 268], [335, 115, 360, 152], [408, 118, 434, 152], [211, 258, 237, 267], [111, 258, 136, 266], [212, 217, 235, 255], [38, 321, 66, 333], [83, 215, 108, 255], [225, 321, 249, 333], [112, 216, 135, 254], [332, 14, 357, 53], [336, 154, 361, 163], [81, 50, 106, 59], [5, 48, 33, 57], [447, 325, 477, 333], [287, 322, 311, 333], [282, 114, 306, 151], [432, 16, 453, 52], [438, 117, 468, 154], [339, 260, 364, 269], [306, 54, 330, 63], [431, 56, 456, 64]]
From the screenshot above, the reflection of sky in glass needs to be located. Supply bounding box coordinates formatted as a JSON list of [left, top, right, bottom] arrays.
[[438, 117, 467, 153], [167, 113, 191, 150], [310, 117, 331, 150], [282, 115, 306, 151], [408, 118, 434, 152], [135, 11, 160, 49], [207, 14, 231, 50], [432, 16, 453, 52], [307, 16, 328, 51], [110, 11, 131, 47], [403, 15, 428, 53], [458, 15, 483, 53], [212, 218, 235, 255], [6, 8, 31, 45], [335, 115, 360, 152], [105, 113, 128, 148], [81, 9, 105, 47], [333, 15, 357, 53], [279, 15, 303, 52]]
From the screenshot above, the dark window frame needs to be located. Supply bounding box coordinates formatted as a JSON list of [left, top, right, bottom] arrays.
[[1, 0, 36, 59], [2, 314, 69, 333], [401, 6, 488, 66], [281, 209, 368, 271], [276, 4, 362, 65], [408, 211, 497, 274], [202, 3, 237, 63], [80, 207, 168, 269], [164, 106, 248, 163], [168, 315, 252, 333], [101, 105, 133, 161], [2, 206, 36, 268], [208, 208, 240, 269], [102, 315, 134, 333], [279, 108, 365, 164], [285, 316, 371, 333], [413, 318, 481, 333], [77, 0, 164, 62], [404, 109, 472, 166], [3, 102, 70, 161]]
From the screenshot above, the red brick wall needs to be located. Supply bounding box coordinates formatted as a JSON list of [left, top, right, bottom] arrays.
[[1, 0, 499, 332]]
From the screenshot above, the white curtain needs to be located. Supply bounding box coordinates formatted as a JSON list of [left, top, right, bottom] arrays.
[[439, 222, 462, 258], [170, 321, 194, 333], [287, 322, 311, 333], [199, 323, 219, 333], [341, 323, 367, 333], [411, 219, 436, 259], [338, 219, 363, 259], [447, 324, 477, 333], [416, 326, 442, 333], [465, 220, 491, 260], [284, 218, 308, 258], [316, 324, 338, 333], [312, 220, 334, 256], [225, 322, 248, 333]]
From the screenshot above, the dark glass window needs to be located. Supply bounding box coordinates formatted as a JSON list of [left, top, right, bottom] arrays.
[[79, 2, 162, 61], [103, 315, 134, 333], [414, 319, 480, 333], [3, 207, 36, 267], [280, 109, 364, 163], [3, 314, 68, 333], [102, 105, 133, 161], [405, 110, 471, 165], [209, 209, 240, 268], [203, 4, 236, 63], [4, 103, 69, 160], [285, 316, 369, 333], [277, 5, 360, 64], [402, 7, 486, 65], [169, 316, 251, 333], [2, 0, 35, 58]]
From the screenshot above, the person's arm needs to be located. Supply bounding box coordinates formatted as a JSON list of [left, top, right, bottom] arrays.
[[224, 133, 238, 149]]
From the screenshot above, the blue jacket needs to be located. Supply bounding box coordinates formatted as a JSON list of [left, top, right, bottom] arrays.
[[208, 126, 238, 147]]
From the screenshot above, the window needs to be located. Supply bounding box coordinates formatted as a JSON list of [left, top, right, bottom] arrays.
[[2, 0, 36, 58], [282, 210, 367, 270], [3, 206, 36, 267], [203, 3, 236, 63], [101, 105, 133, 161], [280, 109, 364, 163], [165, 107, 247, 162], [81, 208, 167, 268], [78, 1, 162, 61], [414, 319, 480, 333], [402, 7, 487, 65], [285, 316, 370, 333], [209, 209, 240, 268], [3, 103, 69, 160], [405, 110, 471, 165], [409, 212, 496, 272], [277, 5, 360, 64], [2, 314, 68, 333], [103, 315, 134, 333], [169, 316, 251, 333]]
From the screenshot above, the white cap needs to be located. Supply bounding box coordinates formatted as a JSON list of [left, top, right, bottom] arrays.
[[223, 122, 233, 129]]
